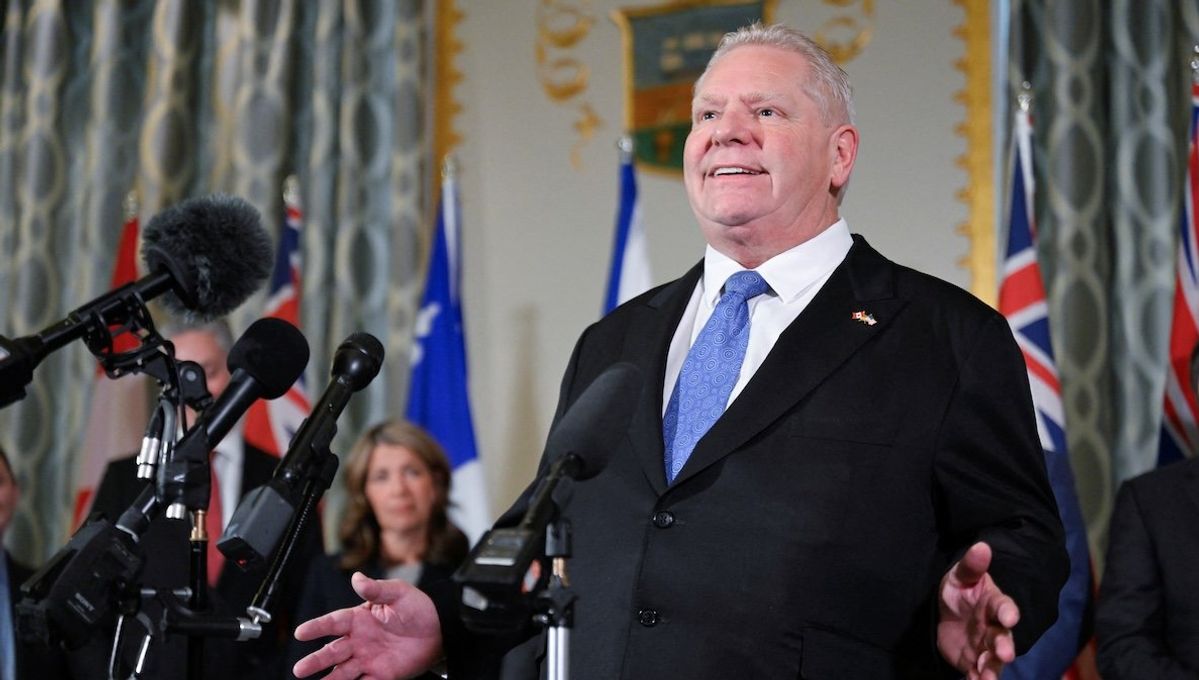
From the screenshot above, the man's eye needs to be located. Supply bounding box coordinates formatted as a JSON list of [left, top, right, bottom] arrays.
[[759, 108, 775, 117], [699, 111, 716, 121]]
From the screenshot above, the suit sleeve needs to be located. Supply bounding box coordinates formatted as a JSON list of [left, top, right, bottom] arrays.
[[1096, 481, 1199, 679], [932, 314, 1068, 652]]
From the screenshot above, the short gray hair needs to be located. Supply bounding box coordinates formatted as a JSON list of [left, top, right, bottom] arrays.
[[159, 317, 235, 353], [698, 22, 855, 126]]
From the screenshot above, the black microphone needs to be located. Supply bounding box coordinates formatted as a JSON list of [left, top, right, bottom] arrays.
[[219, 332, 384, 568], [455, 362, 643, 632], [157, 318, 309, 518], [0, 194, 272, 408]]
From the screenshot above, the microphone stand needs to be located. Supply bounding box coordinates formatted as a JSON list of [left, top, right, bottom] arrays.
[[246, 449, 340, 625], [536, 517, 576, 680], [186, 510, 210, 680]]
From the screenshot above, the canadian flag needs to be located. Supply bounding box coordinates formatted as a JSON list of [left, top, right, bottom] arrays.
[[72, 210, 149, 526]]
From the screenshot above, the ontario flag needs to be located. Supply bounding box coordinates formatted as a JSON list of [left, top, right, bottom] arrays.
[[1158, 81, 1199, 466], [73, 206, 149, 526], [407, 162, 491, 543], [244, 181, 310, 456], [603, 136, 652, 314], [999, 99, 1097, 680]]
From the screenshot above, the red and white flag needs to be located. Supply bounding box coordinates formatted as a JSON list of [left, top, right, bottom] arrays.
[[73, 211, 149, 526], [243, 185, 310, 455]]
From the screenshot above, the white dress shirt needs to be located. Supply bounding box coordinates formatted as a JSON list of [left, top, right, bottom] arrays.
[[662, 219, 854, 413], [210, 423, 245, 529]]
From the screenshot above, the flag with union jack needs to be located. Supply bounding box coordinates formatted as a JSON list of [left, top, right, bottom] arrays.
[[1158, 80, 1199, 466], [244, 179, 310, 456], [999, 95, 1096, 680]]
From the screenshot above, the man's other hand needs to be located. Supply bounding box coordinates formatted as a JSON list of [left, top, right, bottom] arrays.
[[294, 572, 443, 680]]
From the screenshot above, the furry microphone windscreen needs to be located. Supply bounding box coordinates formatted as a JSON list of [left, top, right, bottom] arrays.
[[141, 194, 273, 320]]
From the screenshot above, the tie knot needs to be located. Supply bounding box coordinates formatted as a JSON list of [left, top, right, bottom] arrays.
[[722, 270, 770, 300]]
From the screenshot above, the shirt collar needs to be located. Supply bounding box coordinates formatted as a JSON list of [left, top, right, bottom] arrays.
[[212, 421, 244, 464], [701, 219, 853, 304]]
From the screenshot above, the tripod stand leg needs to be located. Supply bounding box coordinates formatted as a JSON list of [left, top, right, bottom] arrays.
[[548, 626, 570, 680]]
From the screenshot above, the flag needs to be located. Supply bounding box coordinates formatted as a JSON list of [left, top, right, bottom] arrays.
[[603, 137, 652, 314], [999, 99, 1096, 679], [244, 181, 311, 456], [407, 164, 490, 543], [1158, 80, 1199, 465], [73, 209, 149, 526]]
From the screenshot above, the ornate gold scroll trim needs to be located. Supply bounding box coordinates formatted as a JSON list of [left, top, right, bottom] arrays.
[[433, 0, 465, 180], [952, 0, 995, 305]]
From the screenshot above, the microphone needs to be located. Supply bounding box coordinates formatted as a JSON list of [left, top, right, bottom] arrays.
[[219, 332, 384, 568], [0, 194, 272, 408], [157, 318, 309, 520], [15, 319, 307, 651], [455, 362, 643, 632]]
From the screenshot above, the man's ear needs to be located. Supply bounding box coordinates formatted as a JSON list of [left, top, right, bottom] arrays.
[[829, 124, 859, 192]]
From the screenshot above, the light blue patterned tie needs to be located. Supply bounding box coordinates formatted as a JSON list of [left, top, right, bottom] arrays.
[[663, 270, 770, 483]]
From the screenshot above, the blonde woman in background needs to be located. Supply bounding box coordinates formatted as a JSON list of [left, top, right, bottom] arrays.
[[286, 420, 469, 678]]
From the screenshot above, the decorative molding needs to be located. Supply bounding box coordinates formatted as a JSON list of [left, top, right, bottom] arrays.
[[537, 0, 603, 170], [952, 0, 995, 305], [433, 0, 465, 170], [814, 0, 875, 64]]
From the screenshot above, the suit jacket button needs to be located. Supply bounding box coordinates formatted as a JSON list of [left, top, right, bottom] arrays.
[[652, 511, 674, 528], [637, 608, 659, 627]]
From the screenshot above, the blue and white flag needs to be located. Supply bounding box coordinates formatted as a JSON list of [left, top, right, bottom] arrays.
[[603, 136, 652, 314], [407, 164, 490, 543]]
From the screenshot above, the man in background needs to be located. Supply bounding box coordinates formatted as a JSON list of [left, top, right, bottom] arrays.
[[1096, 344, 1199, 677], [1, 444, 69, 680]]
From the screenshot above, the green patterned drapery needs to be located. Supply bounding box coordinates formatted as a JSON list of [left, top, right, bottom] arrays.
[[1009, 1, 1199, 564], [0, 0, 430, 563]]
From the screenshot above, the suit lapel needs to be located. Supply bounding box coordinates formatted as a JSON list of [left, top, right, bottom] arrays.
[[671, 236, 908, 488], [625, 263, 703, 496]]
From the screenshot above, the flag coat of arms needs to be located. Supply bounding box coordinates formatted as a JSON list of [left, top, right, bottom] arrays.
[[244, 183, 310, 456], [999, 99, 1095, 680], [407, 166, 490, 543], [611, 0, 774, 173]]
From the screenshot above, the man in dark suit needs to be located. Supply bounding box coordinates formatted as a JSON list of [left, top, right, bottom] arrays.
[[1096, 348, 1199, 678], [81, 319, 320, 678], [1, 445, 69, 680], [293, 23, 1068, 680]]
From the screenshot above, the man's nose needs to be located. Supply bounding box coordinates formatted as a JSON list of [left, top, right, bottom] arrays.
[[713, 110, 753, 145]]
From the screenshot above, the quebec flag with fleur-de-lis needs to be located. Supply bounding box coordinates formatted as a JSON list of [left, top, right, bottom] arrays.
[[407, 167, 491, 543]]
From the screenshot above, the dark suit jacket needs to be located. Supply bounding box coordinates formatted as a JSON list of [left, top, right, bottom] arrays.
[[444, 236, 1067, 680], [7, 553, 70, 680], [73, 442, 321, 679], [1097, 456, 1199, 678], [285, 554, 457, 679]]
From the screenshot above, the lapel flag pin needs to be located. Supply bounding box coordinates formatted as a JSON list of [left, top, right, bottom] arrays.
[[852, 310, 877, 326]]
